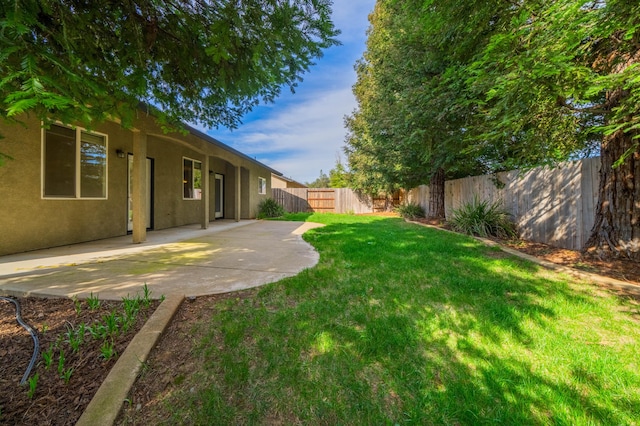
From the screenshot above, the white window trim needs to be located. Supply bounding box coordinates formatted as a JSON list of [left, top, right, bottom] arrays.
[[258, 176, 267, 195], [41, 122, 109, 200], [182, 156, 202, 200]]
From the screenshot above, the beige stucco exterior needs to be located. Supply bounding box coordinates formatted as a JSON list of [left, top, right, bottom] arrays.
[[0, 113, 278, 256], [271, 173, 306, 189]]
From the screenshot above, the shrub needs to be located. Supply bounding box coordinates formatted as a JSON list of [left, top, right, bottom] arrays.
[[396, 202, 425, 220], [449, 196, 517, 239], [257, 198, 286, 219]]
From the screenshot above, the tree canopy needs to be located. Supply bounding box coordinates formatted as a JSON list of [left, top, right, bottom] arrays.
[[346, 0, 640, 257], [0, 0, 339, 131], [306, 169, 330, 188]]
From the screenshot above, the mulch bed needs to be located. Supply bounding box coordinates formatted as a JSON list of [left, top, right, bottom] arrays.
[[0, 297, 159, 425]]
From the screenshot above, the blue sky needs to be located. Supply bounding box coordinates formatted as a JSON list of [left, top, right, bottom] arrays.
[[207, 1, 376, 184]]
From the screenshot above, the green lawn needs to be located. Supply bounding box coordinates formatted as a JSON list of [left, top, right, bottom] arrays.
[[156, 214, 640, 425]]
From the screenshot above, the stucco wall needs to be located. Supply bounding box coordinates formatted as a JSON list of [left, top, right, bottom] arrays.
[[0, 115, 276, 256], [0, 118, 131, 255], [148, 136, 204, 229], [244, 167, 271, 218]]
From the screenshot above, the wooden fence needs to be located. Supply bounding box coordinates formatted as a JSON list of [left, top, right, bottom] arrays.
[[273, 157, 601, 251], [272, 188, 375, 214], [408, 157, 600, 250]]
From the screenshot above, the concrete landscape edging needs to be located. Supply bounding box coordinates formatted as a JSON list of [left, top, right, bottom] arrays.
[[407, 219, 640, 296], [76, 293, 184, 426]]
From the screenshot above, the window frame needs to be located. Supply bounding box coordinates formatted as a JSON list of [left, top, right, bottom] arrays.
[[258, 176, 267, 195], [41, 123, 109, 200], [182, 156, 203, 200]]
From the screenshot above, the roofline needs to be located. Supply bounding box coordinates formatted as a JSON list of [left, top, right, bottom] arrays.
[[185, 123, 282, 176], [271, 173, 307, 187], [137, 103, 282, 176]]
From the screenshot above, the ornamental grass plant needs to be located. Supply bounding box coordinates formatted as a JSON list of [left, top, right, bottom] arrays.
[[395, 202, 425, 220], [256, 197, 286, 219], [449, 196, 517, 239]]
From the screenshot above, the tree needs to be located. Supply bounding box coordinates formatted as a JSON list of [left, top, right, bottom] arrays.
[[351, 0, 640, 259], [345, 0, 490, 217], [306, 169, 330, 188], [328, 157, 349, 188], [0, 1, 339, 132], [460, 0, 640, 259]]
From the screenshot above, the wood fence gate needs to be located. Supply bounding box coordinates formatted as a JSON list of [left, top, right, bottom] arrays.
[[372, 191, 402, 212], [307, 189, 335, 212]]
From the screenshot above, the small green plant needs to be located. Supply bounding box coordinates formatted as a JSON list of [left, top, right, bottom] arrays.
[[257, 198, 286, 219], [72, 296, 82, 315], [57, 349, 66, 376], [100, 340, 117, 361], [395, 202, 425, 220], [26, 373, 39, 399], [103, 311, 121, 337], [141, 283, 153, 308], [138, 358, 150, 377], [41, 323, 48, 335], [87, 292, 101, 310], [41, 344, 55, 370], [122, 296, 140, 332], [60, 368, 73, 384], [449, 196, 517, 238], [88, 323, 107, 340], [65, 323, 85, 353], [77, 323, 86, 339]]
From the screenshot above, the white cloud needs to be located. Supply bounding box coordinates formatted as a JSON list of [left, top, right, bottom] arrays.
[[225, 86, 356, 182], [207, 0, 375, 184], [331, 0, 375, 43]]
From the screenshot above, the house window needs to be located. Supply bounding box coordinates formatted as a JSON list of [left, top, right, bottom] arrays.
[[43, 124, 107, 199], [258, 176, 267, 195], [183, 157, 202, 199]]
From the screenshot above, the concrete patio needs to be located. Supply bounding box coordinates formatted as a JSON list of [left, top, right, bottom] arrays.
[[0, 220, 323, 300]]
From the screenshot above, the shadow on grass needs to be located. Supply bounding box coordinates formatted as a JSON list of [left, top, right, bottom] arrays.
[[181, 217, 640, 424]]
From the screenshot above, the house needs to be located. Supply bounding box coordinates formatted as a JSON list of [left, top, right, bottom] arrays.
[[0, 112, 281, 256], [271, 173, 307, 189]]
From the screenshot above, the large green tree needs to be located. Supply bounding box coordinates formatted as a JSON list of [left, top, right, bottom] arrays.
[[463, 0, 640, 258], [0, 0, 339, 132], [345, 1, 438, 206], [350, 0, 640, 258], [345, 0, 495, 217]]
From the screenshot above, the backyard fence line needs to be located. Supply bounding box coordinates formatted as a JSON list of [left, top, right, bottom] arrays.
[[273, 156, 601, 251], [272, 188, 375, 214], [442, 157, 600, 251]]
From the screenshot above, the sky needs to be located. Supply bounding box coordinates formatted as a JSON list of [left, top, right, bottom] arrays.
[[207, 1, 377, 185]]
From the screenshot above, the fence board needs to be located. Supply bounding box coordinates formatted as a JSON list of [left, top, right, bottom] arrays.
[[307, 189, 335, 212], [443, 158, 600, 250], [273, 188, 375, 214], [273, 157, 600, 251]]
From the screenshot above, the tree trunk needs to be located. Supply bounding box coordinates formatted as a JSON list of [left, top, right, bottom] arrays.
[[584, 129, 640, 259], [428, 167, 445, 219]]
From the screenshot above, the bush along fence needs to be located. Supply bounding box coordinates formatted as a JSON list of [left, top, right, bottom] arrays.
[[441, 157, 599, 251], [272, 157, 599, 251], [408, 157, 600, 251]]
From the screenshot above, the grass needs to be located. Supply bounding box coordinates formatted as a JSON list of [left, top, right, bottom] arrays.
[[155, 213, 640, 425]]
